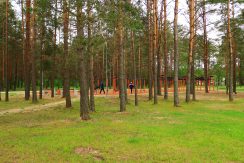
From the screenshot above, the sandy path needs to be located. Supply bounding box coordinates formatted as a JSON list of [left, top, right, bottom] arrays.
[[0, 98, 80, 116]]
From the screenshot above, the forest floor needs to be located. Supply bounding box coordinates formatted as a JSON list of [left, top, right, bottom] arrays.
[[0, 92, 244, 162]]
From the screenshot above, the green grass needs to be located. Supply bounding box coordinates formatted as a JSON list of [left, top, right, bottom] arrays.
[[0, 95, 244, 162], [217, 85, 244, 92]]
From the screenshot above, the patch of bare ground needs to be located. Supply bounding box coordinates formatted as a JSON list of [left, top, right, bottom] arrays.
[[154, 116, 167, 120], [154, 116, 182, 124], [75, 147, 104, 161], [116, 111, 130, 115]]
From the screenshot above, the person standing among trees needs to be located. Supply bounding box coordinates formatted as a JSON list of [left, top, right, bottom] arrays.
[[129, 82, 134, 94], [100, 81, 105, 94]]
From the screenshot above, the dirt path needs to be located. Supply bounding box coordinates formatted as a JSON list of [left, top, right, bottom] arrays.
[[1, 91, 243, 116], [0, 98, 80, 116], [0, 94, 118, 116]]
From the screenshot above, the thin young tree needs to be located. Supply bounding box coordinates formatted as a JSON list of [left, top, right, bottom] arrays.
[[25, 0, 31, 101], [31, 0, 37, 103], [21, 0, 25, 96], [51, 0, 58, 98], [157, 0, 163, 96], [5, 0, 9, 102], [231, 0, 237, 94], [63, 0, 72, 108], [163, 0, 168, 100], [147, 0, 153, 101], [131, 31, 138, 106], [173, 0, 179, 107], [227, 0, 234, 101], [186, 0, 195, 103], [87, 0, 95, 112], [0, 20, 3, 101], [39, 13, 45, 100], [202, 0, 209, 93], [153, 0, 158, 104], [191, 0, 197, 101]]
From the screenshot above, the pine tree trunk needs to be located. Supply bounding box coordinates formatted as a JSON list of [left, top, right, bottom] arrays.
[[163, 0, 168, 100], [39, 21, 44, 99], [105, 42, 109, 95], [153, 0, 158, 104], [186, 0, 194, 103], [124, 42, 128, 104], [87, 1, 95, 112], [191, 0, 197, 101], [240, 56, 244, 86], [173, 0, 179, 107], [231, 0, 237, 94], [147, 0, 153, 100], [203, 0, 209, 93], [51, 0, 57, 98], [21, 0, 26, 98], [138, 36, 142, 91], [227, 0, 234, 101], [25, 0, 31, 101], [77, 0, 90, 120], [131, 31, 138, 106], [0, 25, 3, 101], [5, 0, 9, 102], [14, 53, 18, 91], [118, 1, 126, 112], [63, 0, 72, 108], [225, 54, 229, 94], [31, 0, 37, 103], [157, 0, 162, 96]]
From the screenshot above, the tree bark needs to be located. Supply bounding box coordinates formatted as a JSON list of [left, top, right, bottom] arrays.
[[39, 12, 45, 100], [31, 0, 37, 103], [25, 0, 31, 101], [231, 0, 237, 94], [153, 0, 158, 104], [157, 0, 163, 96], [51, 0, 58, 98], [227, 0, 234, 101], [173, 0, 179, 107], [191, 0, 197, 101], [63, 0, 72, 108], [118, 1, 126, 112], [131, 31, 138, 106], [87, 0, 95, 112], [186, 0, 194, 103], [5, 0, 9, 102], [203, 0, 209, 93], [147, 0, 153, 100], [163, 0, 168, 100], [77, 0, 90, 120]]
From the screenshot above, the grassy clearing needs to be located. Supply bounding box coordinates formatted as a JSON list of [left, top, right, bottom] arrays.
[[0, 94, 244, 162]]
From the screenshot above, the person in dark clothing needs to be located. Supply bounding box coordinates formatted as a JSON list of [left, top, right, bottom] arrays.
[[129, 82, 134, 94], [100, 81, 105, 94]]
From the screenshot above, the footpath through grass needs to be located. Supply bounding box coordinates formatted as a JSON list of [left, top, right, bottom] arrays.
[[0, 94, 244, 162], [0, 94, 64, 111]]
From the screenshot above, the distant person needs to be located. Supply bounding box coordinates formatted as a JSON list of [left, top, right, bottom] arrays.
[[94, 85, 100, 94], [129, 82, 134, 94], [100, 81, 105, 94]]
